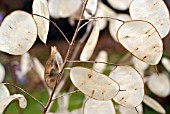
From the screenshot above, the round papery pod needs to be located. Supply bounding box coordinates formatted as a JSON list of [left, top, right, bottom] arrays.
[[48, 0, 81, 18], [92, 50, 108, 73], [117, 20, 163, 65], [131, 56, 149, 76], [70, 67, 120, 100], [0, 94, 27, 114], [80, 21, 100, 61], [129, 0, 170, 38], [0, 84, 10, 100], [0, 63, 5, 83], [83, 98, 116, 114], [109, 66, 144, 107], [84, 0, 98, 19], [0, 10, 37, 55], [147, 73, 170, 97], [48, 0, 60, 18], [95, 2, 117, 30], [119, 104, 143, 114], [107, 0, 132, 11], [161, 57, 170, 73], [32, 0, 49, 44], [16, 52, 33, 79], [143, 95, 166, 114], [109, 14, 131, 42]]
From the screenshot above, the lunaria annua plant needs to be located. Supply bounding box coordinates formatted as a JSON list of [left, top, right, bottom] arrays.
[[0, 0, 170, 114]]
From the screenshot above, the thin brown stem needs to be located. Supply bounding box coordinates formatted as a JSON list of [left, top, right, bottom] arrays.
[[3, 83, 45, 109], [52, 90, 80, 101], [67, 60, 119, 66], [154, 65, 160, 76], [78, 20, 93, 31], [32, 14, 70, 45], [81, 16, 125, 23], [43, 0, 88, 113]]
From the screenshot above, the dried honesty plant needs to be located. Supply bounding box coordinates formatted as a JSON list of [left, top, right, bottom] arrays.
[[0, 0, 170, 114]]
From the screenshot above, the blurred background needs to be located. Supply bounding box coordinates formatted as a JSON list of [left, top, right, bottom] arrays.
[[0, 0, 170, 114]]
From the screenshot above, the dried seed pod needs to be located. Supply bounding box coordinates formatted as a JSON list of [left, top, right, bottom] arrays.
[[143, 95, 166, 114], [83, 98, 116, 114], [0, 10, 37, 55], [117, 20, 163, 65], [109, 66, 144, 107], [129, 0, 170, 38], [70, 67, 119, 100], [44, 46, 63, 89], [32, 0, 50, 44], [0, 84, 27, 114]]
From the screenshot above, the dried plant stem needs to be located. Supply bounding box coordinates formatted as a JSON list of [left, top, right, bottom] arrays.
[[67, 60, 119, 66], [78, 20, 93, 31], [81, 16, 125, 23], [43, 0, 89, 113], [3, 83, 45, 109], [47, 9, 93, 113], [32, 14, 70, 45], [52, 90, 80, 101]]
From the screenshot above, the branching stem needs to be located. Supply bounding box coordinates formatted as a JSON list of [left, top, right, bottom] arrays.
[[43, 0, 89, 113], [52, 90, 80, 101], [67, 60, 120, 66], [78, 20, 93, 31], [81, 16, 125, 23]]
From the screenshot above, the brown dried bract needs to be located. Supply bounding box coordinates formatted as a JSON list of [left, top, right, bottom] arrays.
[[44, 46, 59, 89]]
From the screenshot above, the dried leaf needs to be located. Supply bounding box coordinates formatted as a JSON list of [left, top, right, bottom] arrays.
[[80, 21, 100, 61], [48, 0, 81, 18], [161, 57, 170, 72], [117, 21, 163, 65], [129, 0, 170, 38], [0, 63, 5, 83], [143, 95, 165, 114], [70, 67, 119, 100], [109, 66, 144, 107], [147, 73, 170, 97], [83, 98, 116, 114], [33, 0, 49, 43], [44, 46, 63, 89], [109, 14, 131, 42], [54, 47, 63, 72], [84, 0, 98, 18], [0, 10, 37, 55], [92, 50, 108, 73], [107, 0, 132, 11], [0, 94, 27, 113]]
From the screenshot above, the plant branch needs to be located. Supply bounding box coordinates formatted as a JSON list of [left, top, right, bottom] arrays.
[[154, 65, 160, 76], [52, 90, 80, 101], [78, 20, 93, 31], [81, 16, 125, 23], [43, 0, 89, 113], [32, 14, 70, 45], [67, 60, 119, 66], [3, 83, 45, 109]]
